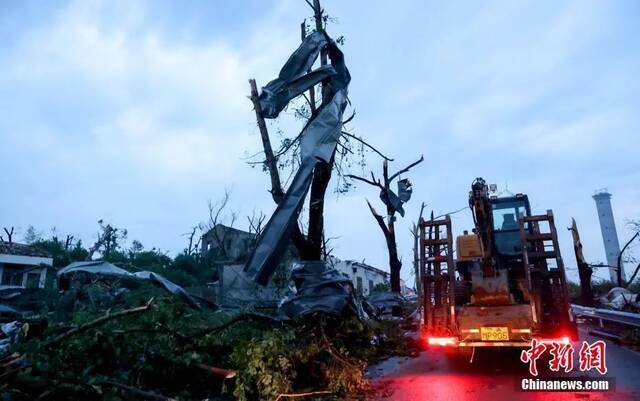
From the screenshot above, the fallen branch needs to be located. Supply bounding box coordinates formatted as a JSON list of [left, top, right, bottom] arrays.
[[275, 390, 332, 401], [1, 353, 24, 370], [0, 367, 21, 381], [102, 380, 177, 401], [43, 298, 154, 348], [193, 362, 237, 379], [318, 318, 359, 369], [189, 312, 282, 339]]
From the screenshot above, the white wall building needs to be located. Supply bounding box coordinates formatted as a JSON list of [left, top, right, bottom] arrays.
[[0, 242, 52, 290], [327, 256, 403, 296]]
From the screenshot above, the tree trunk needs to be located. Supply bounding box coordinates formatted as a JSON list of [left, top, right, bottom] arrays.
[[388, 229, 402, 293], [571, 219, 594, 306], [305, 159, 334, 260], [412, 225, 421, 301]]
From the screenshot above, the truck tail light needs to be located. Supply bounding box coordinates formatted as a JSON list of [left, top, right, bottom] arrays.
[[427, 336, 458, 346], [539, 336, 571, 345]]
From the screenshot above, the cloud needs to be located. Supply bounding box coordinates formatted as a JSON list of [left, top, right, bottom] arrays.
[[0, 0, 638, 285]]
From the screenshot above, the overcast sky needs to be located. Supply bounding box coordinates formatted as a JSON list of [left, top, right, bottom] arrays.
[[1, 0, 638, 284]]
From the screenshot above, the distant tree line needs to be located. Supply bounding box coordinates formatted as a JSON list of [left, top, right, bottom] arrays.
[[21, 222, 218, 287]]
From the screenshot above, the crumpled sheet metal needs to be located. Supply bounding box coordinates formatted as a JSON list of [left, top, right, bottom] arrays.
[[279, 261, 362, 319], [397, 178, 413, 203], [379, 187, 405, 217], [259, 31, 335, 118], [0, 304, 20, 316], [57, 261, 203, 310], [244, 30, 350, 285], [600, 287, 640, 311], [379, 179, 413, 218], [0, 321, 24, 354], [366, 292, 407, 319]]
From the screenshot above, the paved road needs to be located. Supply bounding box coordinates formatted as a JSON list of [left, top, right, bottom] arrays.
[[368, 328, 640, 401]]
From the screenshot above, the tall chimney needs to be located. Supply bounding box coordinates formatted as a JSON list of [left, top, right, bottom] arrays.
[[592, 189, 625, 282]]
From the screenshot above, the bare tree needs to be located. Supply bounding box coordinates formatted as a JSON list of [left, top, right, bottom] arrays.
[[64, 234, 74, 251], [183, 225, 202, 256], [347, 156, 424, 292], [1, 227, 14, 243], [622, 219, 640, 287], [202, 189, 238, 260], [246, 209, 266, 237]]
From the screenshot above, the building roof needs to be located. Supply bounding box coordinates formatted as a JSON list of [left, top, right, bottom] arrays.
[[348, 261, 390, 278], [0, 242, 51, 258], [202, 224, 255, 238], [328, 255, 390, 278]]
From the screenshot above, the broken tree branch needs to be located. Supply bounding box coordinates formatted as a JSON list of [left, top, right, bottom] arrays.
[[301, 19, 317, 115], [192, 363, 237, 380], [626, 262, 640, 287], [102, 381, 177, 401], [249, 78, 285, 203], [275, 390, 331, 401], [341, 131, 393, 161], [366, 200, 389, 237], [389, 154, 424, 181], [2, 227, 14, 243], [43, 298, 154, 348], [345, 173, 382, 188], [189, 312, 282, 339], [342, 110, 356, 125], [619, 231, 639, 286]]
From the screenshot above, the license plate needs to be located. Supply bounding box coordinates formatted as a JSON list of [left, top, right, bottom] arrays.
[[480, 327, 509, 341]]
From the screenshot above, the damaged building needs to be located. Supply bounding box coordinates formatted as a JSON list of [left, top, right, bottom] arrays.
[[327, 256, 395, 296], [0, 242, 52, 290], [201, 224, 256, 262]]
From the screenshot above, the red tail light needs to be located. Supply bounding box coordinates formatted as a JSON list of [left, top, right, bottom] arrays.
[[539, 336, 571, 345], [427, 336, 458, 346]]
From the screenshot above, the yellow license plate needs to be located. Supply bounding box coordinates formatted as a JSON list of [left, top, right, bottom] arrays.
[[480, 327, 509, 341]]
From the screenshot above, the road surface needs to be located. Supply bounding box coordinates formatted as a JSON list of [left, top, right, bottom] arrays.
[[368, 328, 640, 401]]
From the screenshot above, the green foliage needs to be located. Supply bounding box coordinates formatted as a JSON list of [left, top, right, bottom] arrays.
[[373, 282, 391, 292], [32, 238, 88, 268], [6, 288, 419, 401], [232, 329, 296, 401], [567, 281, 581, 303], [228, 315, 419, 401], [10, 226, 417, 400]]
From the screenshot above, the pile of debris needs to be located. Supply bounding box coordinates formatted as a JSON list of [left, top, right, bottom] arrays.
[[0, 258, 416, 401], [599, 287, 640, 312]]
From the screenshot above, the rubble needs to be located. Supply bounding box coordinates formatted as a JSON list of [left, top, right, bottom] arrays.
[[57, 260, 206, 310], [599, 287, 640, 311], [279, 261, 361, 319], [0, 321, 26, 354], [366, 292, 408, 320]]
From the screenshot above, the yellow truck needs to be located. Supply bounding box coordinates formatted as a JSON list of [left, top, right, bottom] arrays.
[[419, 178, 577, 351]]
